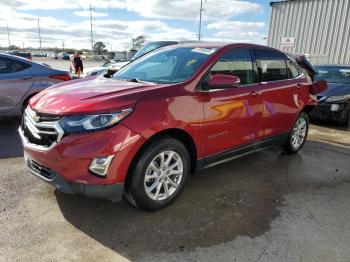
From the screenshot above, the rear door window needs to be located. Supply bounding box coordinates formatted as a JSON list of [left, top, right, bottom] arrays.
[[0, 57, 31, 74], [254, 49, 288, 82], [210, 48, 257, 85]]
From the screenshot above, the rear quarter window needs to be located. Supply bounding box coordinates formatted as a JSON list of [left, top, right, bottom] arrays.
[[0, 57, 31, 74]]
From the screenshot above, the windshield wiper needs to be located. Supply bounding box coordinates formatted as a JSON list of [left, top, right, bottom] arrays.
[[126, 78, 155, 84]]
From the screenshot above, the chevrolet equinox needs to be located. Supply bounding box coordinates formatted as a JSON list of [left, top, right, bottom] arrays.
[[19, 43, 325, 210]]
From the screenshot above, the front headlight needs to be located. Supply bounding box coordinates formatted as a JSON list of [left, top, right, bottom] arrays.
[[325, 94, 350, 102], [59, 109, 133, 134]]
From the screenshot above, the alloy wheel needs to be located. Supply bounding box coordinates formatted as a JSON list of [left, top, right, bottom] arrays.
[[291, 117, 307, 148], [144, 151, 184, 201]]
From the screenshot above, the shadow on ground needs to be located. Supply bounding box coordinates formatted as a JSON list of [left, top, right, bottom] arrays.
[[0, 117, 23, 159], [56, 150, 286, 258], [56, 140, 350, 259]]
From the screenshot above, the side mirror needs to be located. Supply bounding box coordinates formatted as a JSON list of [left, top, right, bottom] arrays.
[[310, 80, 327, 95], [207, 74, 240, 89]]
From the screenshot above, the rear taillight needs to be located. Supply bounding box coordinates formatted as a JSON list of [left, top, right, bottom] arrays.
[[49, 74, 71, 81]]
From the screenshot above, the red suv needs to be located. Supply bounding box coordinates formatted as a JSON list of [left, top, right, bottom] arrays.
[[19, 43, 325, 210]]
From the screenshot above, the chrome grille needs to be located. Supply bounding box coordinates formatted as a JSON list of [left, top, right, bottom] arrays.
[[20, 107, 64, 150]]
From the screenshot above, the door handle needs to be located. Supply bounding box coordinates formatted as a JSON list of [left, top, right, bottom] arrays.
[[250, 91, 260, 97], [20, 76, 32, 80]]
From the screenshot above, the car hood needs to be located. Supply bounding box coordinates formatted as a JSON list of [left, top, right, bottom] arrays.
[[29, 76, 167, 115], [318, 82, 350, 97], [85, 66, 105, 73]]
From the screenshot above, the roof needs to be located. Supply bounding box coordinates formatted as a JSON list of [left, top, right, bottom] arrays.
[[169, 42, 276, 50], [0, 52, 36, 65], [270, 0, 302, 6]]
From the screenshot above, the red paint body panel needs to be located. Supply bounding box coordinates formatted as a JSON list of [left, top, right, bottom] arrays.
[[21, 43, 317, 199], [23, 124, 145, 184]]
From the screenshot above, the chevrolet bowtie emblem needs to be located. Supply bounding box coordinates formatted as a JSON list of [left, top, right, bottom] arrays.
[[32, 115, 40, 122]]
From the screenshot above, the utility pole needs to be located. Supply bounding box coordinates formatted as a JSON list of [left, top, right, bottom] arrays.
[[90, 4, 94, 55], [198, 0, 205, 41], [7, 24, 10, 48], [37, 18, 42, 53]]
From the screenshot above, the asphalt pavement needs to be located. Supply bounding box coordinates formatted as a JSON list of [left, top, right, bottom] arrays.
[[0, 118, 349, 262]]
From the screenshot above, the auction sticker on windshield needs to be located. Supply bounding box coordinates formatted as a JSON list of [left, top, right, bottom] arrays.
[[191, 48, 217, 55]]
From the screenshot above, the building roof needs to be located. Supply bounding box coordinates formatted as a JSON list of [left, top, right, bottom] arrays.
[[270, 0, 304, 6]]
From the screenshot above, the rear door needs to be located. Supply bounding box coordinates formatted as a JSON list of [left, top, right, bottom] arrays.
[[200, 48, 263, 157], [0, 56, 34, 113], [253, 48, 305, 140]]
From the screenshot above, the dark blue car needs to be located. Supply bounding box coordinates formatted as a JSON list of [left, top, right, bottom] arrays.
[[311, 65, 350, 128]]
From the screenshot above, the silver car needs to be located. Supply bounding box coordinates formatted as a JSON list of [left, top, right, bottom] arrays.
[[0, 53, 71, 117]]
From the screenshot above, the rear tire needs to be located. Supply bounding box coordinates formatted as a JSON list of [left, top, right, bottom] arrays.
[[284, 112, 309, 154], [125, 137, 190, 211]]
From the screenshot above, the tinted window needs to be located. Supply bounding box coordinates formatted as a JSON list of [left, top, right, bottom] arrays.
[[210, 48, 256, 85], [315, 66, 350, 84], [0, 57, 31, 74], [254, 49, 288, 82], [286, 59, 300, 78]]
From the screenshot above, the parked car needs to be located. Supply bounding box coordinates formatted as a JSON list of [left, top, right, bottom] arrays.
[[84, 59, 118, 77], [19, 43, 325, 210], [310, 65, 350, 128], [58, 53, 70, 60], [106, 41, 180, 76], [8, 50, 32, 60], [0, 53, 71, 117], [32, 51, 47, 57]]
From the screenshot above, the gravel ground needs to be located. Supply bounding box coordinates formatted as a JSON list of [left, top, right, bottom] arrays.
[[0, 118, 349, 262]]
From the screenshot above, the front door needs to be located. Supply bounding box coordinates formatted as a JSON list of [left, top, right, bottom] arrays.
[[199, 48, 263, 158]]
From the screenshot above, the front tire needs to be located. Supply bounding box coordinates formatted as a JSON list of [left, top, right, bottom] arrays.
[[284, 112, 309, 154], [126, 137, 190, 211]]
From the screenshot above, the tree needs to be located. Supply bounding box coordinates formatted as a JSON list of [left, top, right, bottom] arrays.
[[132, 35, 146, 50], [8, 45, 20, 50], [93, 41, 107, 55]]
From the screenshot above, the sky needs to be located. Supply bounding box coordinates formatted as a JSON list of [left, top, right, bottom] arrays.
[[0, 0, 272, 51]]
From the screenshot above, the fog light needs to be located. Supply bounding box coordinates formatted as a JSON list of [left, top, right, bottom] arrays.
[[89, 155, 114, 177]]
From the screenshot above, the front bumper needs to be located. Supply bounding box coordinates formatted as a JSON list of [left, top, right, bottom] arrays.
[[19, 121, 147, 202], [310, 101, 350, 124], [26, 157, 124, 202]]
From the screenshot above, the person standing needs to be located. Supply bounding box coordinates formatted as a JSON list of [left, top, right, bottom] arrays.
[[73, 52, 84, 78]]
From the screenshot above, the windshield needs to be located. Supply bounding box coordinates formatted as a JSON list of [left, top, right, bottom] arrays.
[[131, 41, 177, 60], [315, 66, 350, 84], [114, 47, 216, 84]]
